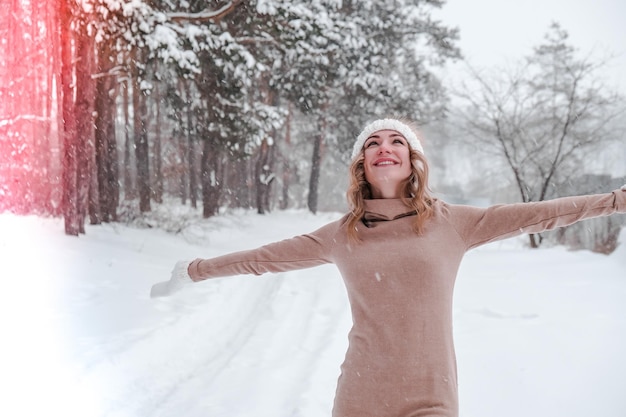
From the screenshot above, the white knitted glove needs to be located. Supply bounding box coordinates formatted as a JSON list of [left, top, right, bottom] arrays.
[[621, 184, 626, 191], [150, 260, 194, 298]]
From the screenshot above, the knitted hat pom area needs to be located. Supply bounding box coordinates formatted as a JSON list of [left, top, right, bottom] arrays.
[[351, 118, 424, 160]]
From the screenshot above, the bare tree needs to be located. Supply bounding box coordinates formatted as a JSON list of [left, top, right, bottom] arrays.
[[455, 23, 624, 248]]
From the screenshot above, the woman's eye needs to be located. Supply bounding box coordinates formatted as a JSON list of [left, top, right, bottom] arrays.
[[394, 139, 405, 144], [366, 141, 378, 147]]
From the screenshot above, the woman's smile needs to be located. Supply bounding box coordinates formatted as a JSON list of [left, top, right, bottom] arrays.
[[372, 157, 399, 167]]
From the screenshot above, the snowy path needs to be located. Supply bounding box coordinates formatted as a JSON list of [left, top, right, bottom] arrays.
[[1, 211, 625, 417]]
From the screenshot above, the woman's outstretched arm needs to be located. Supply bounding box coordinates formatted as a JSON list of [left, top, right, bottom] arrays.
[[150, 217, 344, 297], [448, 186, 626, 251]]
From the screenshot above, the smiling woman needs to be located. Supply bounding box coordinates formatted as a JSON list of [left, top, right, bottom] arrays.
[[150, 118, 626, 417]]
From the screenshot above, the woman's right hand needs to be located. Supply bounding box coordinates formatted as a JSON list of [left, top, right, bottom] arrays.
[[150, 260, 194, 298]]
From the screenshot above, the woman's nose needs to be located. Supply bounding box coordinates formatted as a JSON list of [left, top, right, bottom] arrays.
[[377, 142, 391, 153]]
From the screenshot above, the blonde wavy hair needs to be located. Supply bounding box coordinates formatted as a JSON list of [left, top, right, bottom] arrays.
[[345, 143, 435, 242]]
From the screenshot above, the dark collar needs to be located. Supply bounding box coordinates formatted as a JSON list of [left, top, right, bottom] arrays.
[[362, 198, 417, 226]]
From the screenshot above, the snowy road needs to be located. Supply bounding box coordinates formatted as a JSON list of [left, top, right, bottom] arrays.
[[1, 210, 625, 417]]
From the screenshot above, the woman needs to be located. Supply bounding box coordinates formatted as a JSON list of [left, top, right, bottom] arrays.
[[151, 118, 626, 417]]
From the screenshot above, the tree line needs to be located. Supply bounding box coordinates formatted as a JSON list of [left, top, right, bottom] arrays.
[[2, 2, 624, 252], [1, 0, 460, 235]]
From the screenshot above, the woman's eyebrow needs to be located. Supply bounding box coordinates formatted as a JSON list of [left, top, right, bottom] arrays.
[[364, 136, 380, 145], [365, 132, 406, 142]]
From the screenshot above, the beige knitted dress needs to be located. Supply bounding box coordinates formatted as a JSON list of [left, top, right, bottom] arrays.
[[189, 190, 626, 417]]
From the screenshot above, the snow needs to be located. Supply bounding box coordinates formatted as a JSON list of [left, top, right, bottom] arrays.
[[1, 209, 625, 417]]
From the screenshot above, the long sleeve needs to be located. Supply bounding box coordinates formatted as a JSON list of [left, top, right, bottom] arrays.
[[447, 189, 626, 250], [187, 218, 343, 281]]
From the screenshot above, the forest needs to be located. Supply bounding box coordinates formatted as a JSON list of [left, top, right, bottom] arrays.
[[1, 0, 625, 252]]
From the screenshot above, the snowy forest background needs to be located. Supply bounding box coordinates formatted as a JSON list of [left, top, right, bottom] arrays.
[[1, 0, 626, 252], [2, 3, 626, 417]]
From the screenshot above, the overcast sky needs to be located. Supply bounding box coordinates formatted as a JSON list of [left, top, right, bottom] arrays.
[[435, 0, 626, 92]]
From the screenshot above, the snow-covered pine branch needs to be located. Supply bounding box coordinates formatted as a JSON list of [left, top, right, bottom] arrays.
[[167, 1, 243, 23]]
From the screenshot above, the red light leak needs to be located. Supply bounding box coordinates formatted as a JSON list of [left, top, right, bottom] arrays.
[[1, 0, 63, 214]]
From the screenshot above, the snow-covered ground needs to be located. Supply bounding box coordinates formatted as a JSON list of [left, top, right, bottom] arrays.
[[1, 208, 625, 417]]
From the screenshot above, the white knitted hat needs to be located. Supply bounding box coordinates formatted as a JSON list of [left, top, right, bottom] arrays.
[[351, 118, 424, 160]]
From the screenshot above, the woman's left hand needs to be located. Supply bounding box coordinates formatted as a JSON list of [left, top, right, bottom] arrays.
[[150, 260, 194, 298]]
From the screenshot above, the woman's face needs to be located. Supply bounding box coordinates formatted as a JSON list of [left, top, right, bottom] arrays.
[[362, 130, 412, 199]]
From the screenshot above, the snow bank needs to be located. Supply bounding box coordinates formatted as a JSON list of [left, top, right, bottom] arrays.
[[0, 211, 624, 417]]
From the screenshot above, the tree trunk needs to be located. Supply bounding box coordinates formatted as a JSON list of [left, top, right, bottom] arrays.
[[42, 1, 57, 214], [280, 157, 291, 210], [94, 77, 118, 222], [176, 80, 188, 205], [131, 52, 151, 213], [511, 162, 541, 249], [177, 131, 189, 205], [185, 81, 197, 209], [255, 138, 275, 214], [178, 127, 188, 204], [74, 24, 95, 232], [255, 74, 278, 214], [59, 0, 79, 235], [95, 40, 119, 222], [122, 79, 136, 200], [224, 158, 252, 209], [152, 67, 163, 204], [48, 0, 63, 215], [279, 105, 293, 210], [307, 132, 323, 214], [88, 160, 100, 224], [201, 138, 222, 218], [307, 102, 329, 215]]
